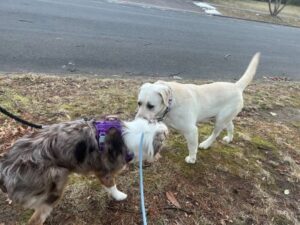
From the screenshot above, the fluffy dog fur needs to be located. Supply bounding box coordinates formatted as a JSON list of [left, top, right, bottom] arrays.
[[123, 118, 168, 162], [0, 118, 168, 225], [136, 53, 260, 164]]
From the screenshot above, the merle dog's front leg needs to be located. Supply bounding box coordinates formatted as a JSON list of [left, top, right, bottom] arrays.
[[96, 173, 127, 201]]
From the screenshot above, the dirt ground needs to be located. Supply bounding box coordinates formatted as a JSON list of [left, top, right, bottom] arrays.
[[0, 74, 299, 225]]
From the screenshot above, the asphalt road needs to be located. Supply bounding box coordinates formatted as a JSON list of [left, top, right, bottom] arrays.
[[0, 0, 300, 80]]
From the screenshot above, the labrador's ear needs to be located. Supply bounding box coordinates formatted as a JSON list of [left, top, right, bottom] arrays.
[[157, 85, 172, 107]]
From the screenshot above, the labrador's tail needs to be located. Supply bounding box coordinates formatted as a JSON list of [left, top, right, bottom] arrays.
[[236, 52, 261, 91]]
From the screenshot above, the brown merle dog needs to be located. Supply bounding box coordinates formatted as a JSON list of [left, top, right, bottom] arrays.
[[0, 118, 168, 225]]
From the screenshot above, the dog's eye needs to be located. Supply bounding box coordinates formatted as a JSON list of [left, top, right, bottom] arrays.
[[138, 101, 142, 106], [147, 103, 154, 110]]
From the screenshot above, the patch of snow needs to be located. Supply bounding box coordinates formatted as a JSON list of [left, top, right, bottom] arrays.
[[193, 2, 221, 15], [194, 2, 215, 10], [172, 75, 183, 80], [205, 9, 221, 15]]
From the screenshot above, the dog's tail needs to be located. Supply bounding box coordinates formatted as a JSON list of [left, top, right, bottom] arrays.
[[235, 52, 260, 91]]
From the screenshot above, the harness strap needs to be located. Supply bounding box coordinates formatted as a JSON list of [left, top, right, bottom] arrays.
[[94, 116, 122, 151], [94, 116, 134, 163]]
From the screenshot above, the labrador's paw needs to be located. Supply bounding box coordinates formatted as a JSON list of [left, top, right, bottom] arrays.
[[185, 155, 196, 164], [223, 136, 233, 143]]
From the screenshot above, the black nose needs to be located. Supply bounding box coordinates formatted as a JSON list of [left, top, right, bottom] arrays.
[[126, 152, 134, 163]]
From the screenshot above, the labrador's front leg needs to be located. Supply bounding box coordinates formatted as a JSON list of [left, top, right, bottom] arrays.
[[182, 125, 198, 164]]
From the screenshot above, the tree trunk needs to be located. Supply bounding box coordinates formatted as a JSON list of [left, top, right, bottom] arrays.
[[268, 0, 274, 15], [268, 0, 289, 16]]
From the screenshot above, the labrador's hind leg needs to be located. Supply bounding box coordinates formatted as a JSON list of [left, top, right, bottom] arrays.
[[223, 121, 234, 143], [199, 106, 240, 149]]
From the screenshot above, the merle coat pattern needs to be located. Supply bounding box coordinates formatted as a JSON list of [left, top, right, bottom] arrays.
[[0, 118, 168, 225]]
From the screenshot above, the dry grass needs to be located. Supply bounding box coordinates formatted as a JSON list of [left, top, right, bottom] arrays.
[[203, 0, 300, 27], [0, 74, 299, 225]]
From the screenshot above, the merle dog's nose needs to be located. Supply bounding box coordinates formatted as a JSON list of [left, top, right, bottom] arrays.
[[125, 152, 134, 163]]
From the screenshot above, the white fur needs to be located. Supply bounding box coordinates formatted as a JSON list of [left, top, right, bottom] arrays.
[[104, 185, 127, 201], [136, 53, 260, 164], [39, 205, 53, 223], [122, 118, 168, 162]]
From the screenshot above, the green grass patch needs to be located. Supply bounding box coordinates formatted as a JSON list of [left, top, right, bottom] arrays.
[[251, 135, 277, 151], [17, 209, 34, 225]]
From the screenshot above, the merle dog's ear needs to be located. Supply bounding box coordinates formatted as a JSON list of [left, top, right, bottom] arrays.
[[105, 128, 124, 162], [152, 129, 168, 156]]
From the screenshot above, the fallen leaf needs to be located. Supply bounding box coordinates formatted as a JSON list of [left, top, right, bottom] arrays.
[[166, 191, 181, 208]]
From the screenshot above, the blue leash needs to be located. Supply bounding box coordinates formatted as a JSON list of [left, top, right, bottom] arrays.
[[138, 133, 147, 225]]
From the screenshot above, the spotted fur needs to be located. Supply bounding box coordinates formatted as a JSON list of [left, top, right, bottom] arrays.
[[0, 118, 168, 225]]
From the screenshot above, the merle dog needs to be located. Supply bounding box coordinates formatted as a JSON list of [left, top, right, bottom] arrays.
[[0, 118, 168, 225]]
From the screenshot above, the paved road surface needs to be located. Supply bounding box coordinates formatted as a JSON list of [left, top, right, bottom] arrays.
[[0, 0, 299, 80]]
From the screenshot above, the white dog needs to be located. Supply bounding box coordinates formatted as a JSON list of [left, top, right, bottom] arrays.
[[123, 118, 168, 162], [136, 53, 260, 164]]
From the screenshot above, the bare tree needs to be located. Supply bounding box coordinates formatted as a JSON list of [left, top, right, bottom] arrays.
[[268, 0, 290, 16]]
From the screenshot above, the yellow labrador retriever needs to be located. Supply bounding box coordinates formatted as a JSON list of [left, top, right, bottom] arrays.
[[136, 53, 260, 164]]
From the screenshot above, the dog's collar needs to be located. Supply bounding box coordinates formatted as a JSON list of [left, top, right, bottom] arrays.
[[94, 116, 134, 163], [157, 98, 173, 122]]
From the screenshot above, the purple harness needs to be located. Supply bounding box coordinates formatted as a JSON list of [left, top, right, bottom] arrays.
[[94, 116, 134, 163]]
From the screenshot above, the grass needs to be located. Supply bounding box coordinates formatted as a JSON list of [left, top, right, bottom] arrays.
[[202, 0, 300, 27], [0, 74, 299, 225]]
